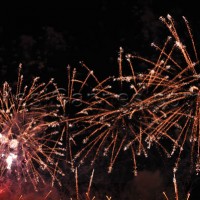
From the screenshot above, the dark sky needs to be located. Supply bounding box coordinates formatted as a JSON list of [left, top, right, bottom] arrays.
[[1, 1, 200, 78], [0, 1, 199, 85], [0, 0, 200, 80]]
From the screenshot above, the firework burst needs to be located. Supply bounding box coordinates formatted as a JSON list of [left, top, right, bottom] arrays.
[[56, 63, 104, 172], [66, 15, 200, 176], [129, 15, 200, 174], [0, 64, 65, 191], [64, 48, 171, 175]]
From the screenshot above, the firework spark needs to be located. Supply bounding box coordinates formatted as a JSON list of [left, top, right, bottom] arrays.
[[64, 15, 200, 177], [65, 49, 170, 175], [0, 64, 65, 190], [163, 172, 190, 200], [1, 14, 199, 199], [129, 15, 200, 174], [56, 63, 104, 172]]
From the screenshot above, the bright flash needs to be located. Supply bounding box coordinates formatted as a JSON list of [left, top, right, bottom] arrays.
[[6, 153, 17, 170], [0, 133, 8, 144], [9, 139, 19, 149]]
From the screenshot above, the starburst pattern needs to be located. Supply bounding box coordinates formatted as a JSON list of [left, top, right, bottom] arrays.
[[65, 49, 171, 175], [0, 14, 199, 199], [0, 64, 65, 190], [136, 15, 200, 173], [64, 15, 200, 176]]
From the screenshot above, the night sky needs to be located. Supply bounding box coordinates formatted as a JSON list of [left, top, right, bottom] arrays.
[[1, 1, 200, 199], [1, 1, 200, 81]]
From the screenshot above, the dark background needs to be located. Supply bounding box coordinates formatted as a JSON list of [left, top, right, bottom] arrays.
[[1, 1, 200, 199], [1, 1, 200, 84]]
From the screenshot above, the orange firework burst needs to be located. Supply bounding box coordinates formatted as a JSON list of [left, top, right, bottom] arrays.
[[65, 48, 171, 175], [56, 63, 104, 172], [0, 64, 65, 190], [64, 15, 200, 177], [130, 15, 200, 174]]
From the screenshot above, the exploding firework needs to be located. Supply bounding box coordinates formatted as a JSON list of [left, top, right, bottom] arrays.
[[1, 14, 199, 199], [163, 172, 190, 200], [56, 63, 105, 172], [64, 48, 171, 175], [0, 64, 65, 190], [64, 15, 200, 177], [129, 15, 200, 174]]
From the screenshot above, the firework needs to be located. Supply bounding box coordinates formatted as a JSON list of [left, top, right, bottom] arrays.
[[70, 168, 111, 200], [64, 15, 200, 177], [163, 173, 190, 200], [64, 48, 171, 175], [55, 63, 105, 172], [0, 64, 65, 191], [153, 15, 200, 174], [1, 14, 199, 199], [129, 15, 200, 174]]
